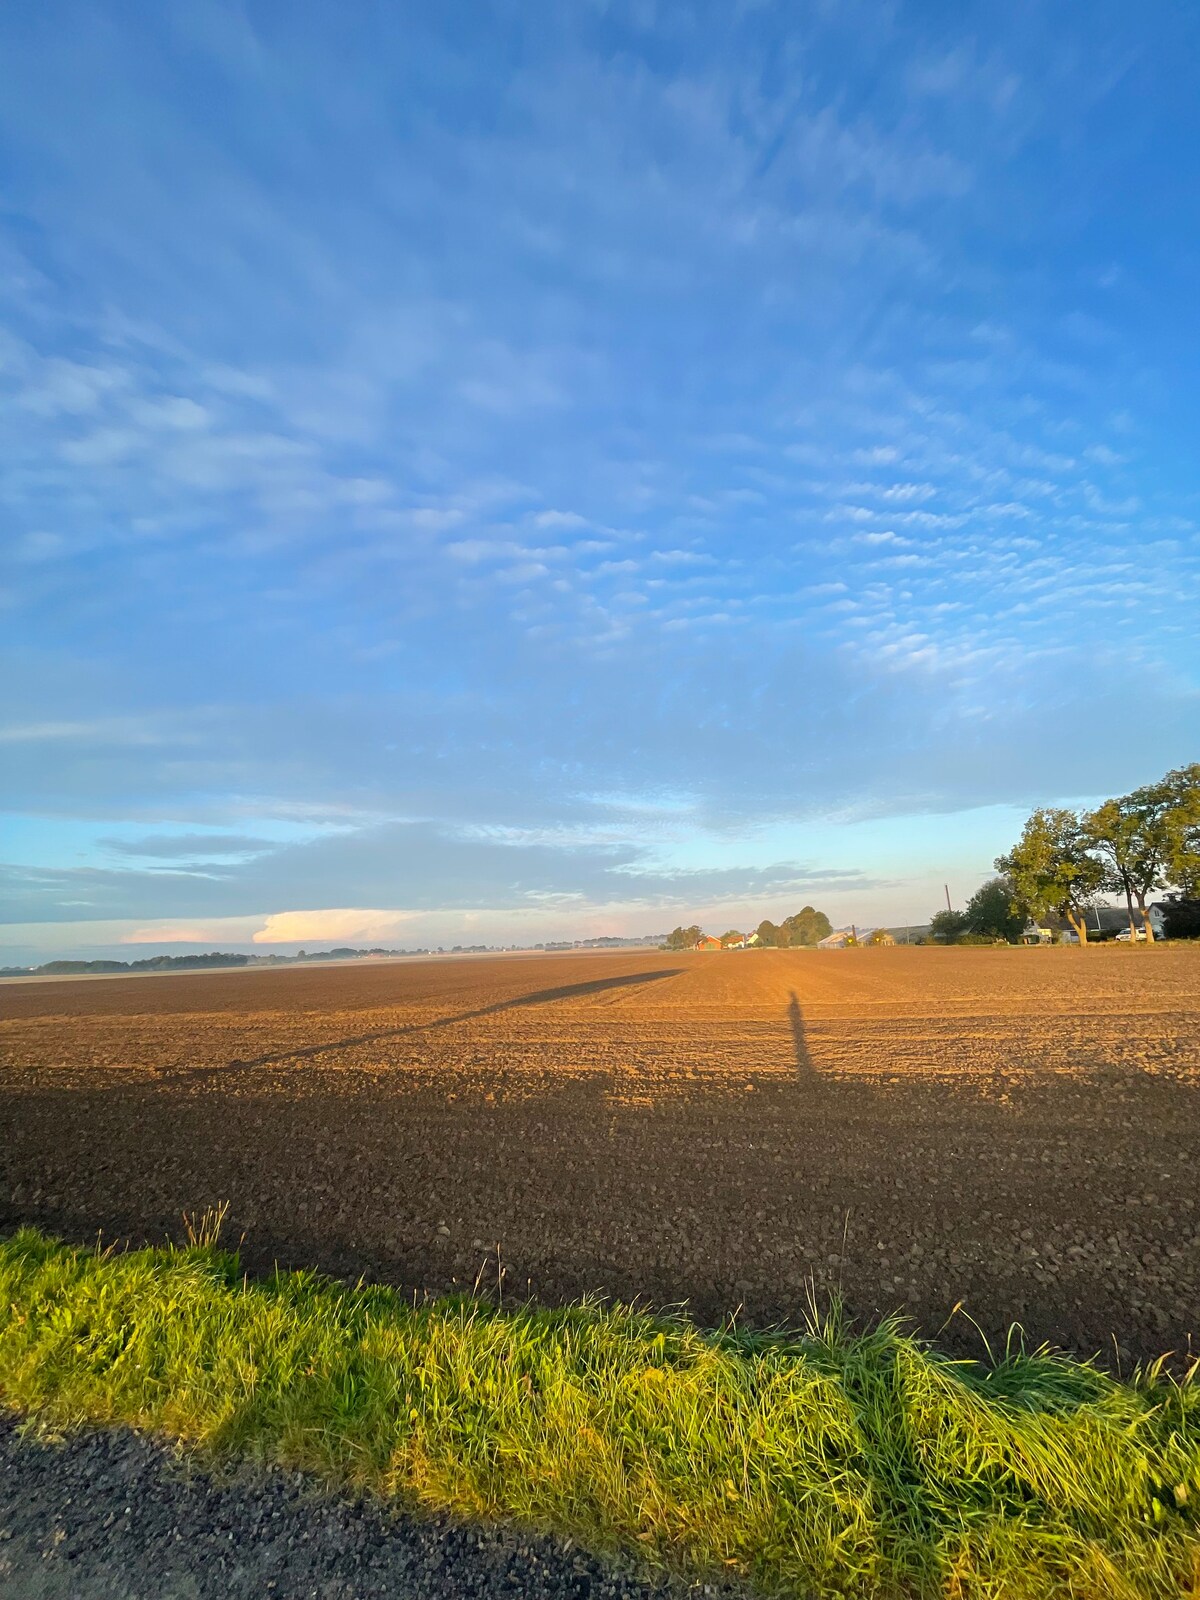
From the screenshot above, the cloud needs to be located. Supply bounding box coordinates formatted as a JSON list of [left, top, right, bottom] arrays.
[[121, 924, 224, 944], [101, 833, 277, 860], [0, 0, 1196, 951], [10, 531, 69, 563], [127, 394, 209, 431], [1083, 443, 1125, 466], [60, 426, 142, 466], [252, 908, 415, 945], [532, 510, 590, 530], [649, 549, 718, 566], [0, 717, 171, 747], [18, 357, 129, 416]]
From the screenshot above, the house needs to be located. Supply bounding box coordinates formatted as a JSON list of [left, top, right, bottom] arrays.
[[692, 934, 722, 952], [1086, 906, 1140, 940], [1021, 919, 1055, 945]]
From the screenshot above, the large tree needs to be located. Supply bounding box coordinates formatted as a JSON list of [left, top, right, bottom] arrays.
[[1156, 763, 1200, 897], [663, 925, 703, 951], [1086, 764, 1200, 941], [996, 808, 1105, 945], [964, 876, 1026, 943], [755, 919, 781, 947], [781, 906, 833, 946], [1085, 795, 1164, 940], [928, 909, 970, 943]]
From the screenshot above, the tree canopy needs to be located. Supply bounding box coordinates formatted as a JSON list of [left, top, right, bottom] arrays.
[[662, 908, 835, 950], [996, 808, 1107, 944], [964, 877, 1026, 943], [1161, 897, 1200, 939], [1085, 795, 1162, 938], [781, 906, 834, 946], [929, 909, 970, 943], [994, 765, 1199, 944], [1155, 763, 1200, 896]]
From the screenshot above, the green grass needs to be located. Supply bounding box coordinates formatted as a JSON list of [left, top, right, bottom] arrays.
[[1, 1226, 1198, 1598]]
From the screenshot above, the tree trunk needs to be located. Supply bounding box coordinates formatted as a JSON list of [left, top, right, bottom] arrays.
[[1123, 878, 1137, 937], [1067, 910, 1088, 945], [1135, 890, 1156, 943]]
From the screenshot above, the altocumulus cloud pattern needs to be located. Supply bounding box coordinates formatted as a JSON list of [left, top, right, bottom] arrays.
[[1, 0, 1198, 960]]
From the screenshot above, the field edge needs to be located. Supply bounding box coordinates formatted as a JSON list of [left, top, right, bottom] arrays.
[[2, 1226, 1199, 1599]]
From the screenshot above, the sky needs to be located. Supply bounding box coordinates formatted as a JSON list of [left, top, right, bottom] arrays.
[[2, 0, 1199, 963]]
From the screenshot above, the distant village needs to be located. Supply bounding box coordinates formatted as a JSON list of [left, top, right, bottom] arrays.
[[663, 917, 922, 952], [671, 906, 1181, 953]]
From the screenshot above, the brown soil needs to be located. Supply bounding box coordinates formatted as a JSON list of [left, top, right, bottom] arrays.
[[2, 946, 1198, 1365]]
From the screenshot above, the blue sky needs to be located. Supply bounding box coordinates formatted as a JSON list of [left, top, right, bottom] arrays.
[[2, 0, 1198, 961]]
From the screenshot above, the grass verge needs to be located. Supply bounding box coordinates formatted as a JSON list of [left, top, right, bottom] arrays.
[[1, 1226, 1198, 1598]]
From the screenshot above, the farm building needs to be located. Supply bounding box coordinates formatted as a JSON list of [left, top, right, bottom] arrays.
[[1084, 906, 1144, 939], [1146, 903, 1169, 936], [817, 929, 856, 949], [692, 934, 722, 951]]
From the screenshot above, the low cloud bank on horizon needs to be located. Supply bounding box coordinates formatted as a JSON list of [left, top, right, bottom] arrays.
[[2, 1, 1197, 964]]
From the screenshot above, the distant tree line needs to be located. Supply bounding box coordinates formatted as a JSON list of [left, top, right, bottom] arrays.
[[930, 763, 1200, 945], [663, 907, 833, 950], [0, 947, 429, 979], [0, 952, 253, 977]]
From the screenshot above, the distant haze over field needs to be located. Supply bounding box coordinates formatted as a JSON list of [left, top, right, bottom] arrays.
[[2, 3, 1197, 967]]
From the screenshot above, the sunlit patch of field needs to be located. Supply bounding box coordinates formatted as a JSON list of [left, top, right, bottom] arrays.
[[4, 945, 1196, 1094]]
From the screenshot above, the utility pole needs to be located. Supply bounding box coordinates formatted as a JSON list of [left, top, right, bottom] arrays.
[[944, 883, 952, 914]]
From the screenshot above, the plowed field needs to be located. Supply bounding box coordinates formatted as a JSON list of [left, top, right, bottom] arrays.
[[2, 946, 1198, 1363]]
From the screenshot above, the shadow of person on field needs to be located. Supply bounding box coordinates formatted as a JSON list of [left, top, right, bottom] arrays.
[[787, 992, 823, 1090], [164, 967, 685, 1080]]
